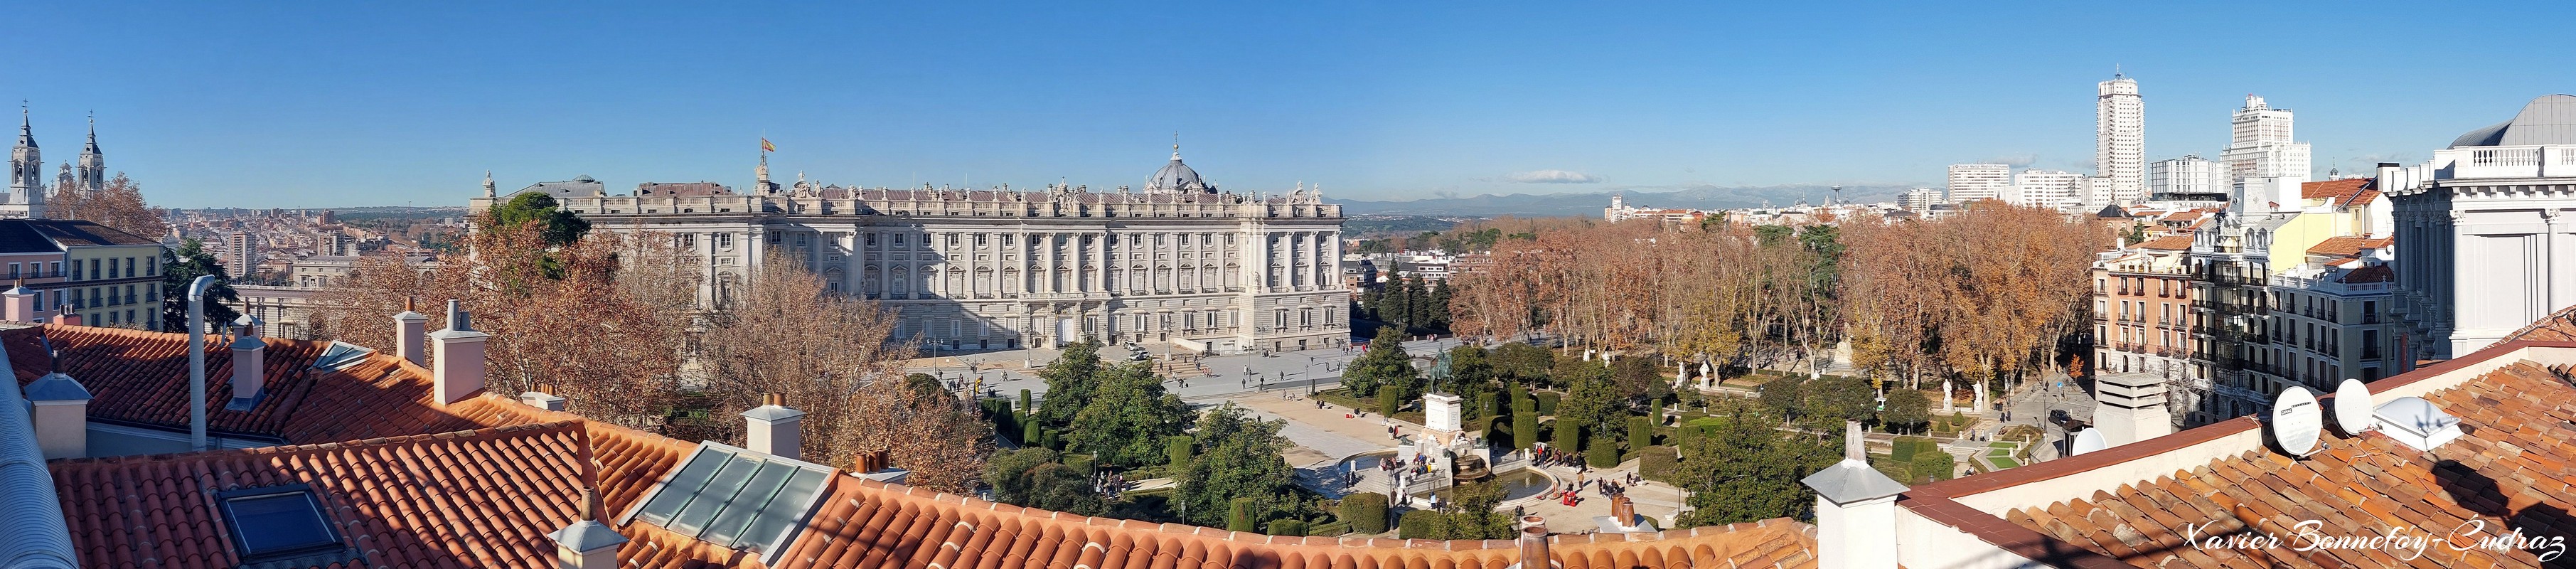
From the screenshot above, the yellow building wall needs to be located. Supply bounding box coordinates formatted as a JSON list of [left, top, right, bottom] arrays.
[[2268, 213, 2342, 271]]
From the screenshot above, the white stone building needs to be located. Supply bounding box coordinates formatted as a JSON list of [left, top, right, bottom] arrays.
[[1943, 163, 2011, 204], [2095, 74, 2145, 207], [2220, 95, 2313, 215], [2389, 94, 2576, 358], [2146, 154, 2228, 203], [2002, 169, 2085, 211], [469, 149, 1351, 354]]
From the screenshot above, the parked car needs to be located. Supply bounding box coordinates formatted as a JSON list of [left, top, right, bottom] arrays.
[[2048, 409, 2089, 432]]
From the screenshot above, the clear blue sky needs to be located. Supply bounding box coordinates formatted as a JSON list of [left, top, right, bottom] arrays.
[[4, 1, 2571, 208]]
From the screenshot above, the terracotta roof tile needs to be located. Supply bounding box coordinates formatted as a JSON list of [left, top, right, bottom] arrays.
[[2135, 235, 2193, 251], [1994, 361, 2576, 567], [2300, 178, 2373, 201], [31, 324, 1820, 568], [2305, 235, 2393, 258]]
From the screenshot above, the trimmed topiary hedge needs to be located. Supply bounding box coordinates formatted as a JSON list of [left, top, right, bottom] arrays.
[[1340, 493, 1389, 534], [1535, 392, 1562, 415], [1586, 436, 1620, 467], [1267, 519, 1308, 537], [1637, 446, 1681, 484], [1626, 415, 1653, 449], [1228, 497, 1257, 532], [1167, 435, 1195, 469]]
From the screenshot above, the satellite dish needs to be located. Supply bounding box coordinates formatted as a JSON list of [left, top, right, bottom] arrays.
[[2271, 387, 2324, 457], [2332, 379, 2375, 437], [2069, 429, 2108, 455]]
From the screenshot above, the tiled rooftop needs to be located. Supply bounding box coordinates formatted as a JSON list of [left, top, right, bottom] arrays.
[[2305, 235, 2393, 258], [2300, 178, 2374, 201], [1999, 361, 2576, 567], [19, 321, 1821, 568]]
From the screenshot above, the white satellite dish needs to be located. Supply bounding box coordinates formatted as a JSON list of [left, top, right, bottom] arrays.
[[2068, 429, 2108, 456], [2271, 386, 2324, 457], [2332, 378, 2375, 437]]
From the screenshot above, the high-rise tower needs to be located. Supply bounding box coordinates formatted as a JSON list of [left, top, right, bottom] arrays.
[[2218, 94, 2312, 214], [2095, 73, 2145, 206]]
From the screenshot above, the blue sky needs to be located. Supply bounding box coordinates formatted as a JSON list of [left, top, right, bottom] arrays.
[[3, 1, 2571, 208]]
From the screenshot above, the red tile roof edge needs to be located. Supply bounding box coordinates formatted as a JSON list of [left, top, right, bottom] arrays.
[[1896, 339, 2576, 567], [50, 418, 586, 465], [1898, 496, 2132, 568]]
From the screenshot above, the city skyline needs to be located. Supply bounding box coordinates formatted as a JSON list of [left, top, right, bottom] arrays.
[[1, 1, 2571, 208]]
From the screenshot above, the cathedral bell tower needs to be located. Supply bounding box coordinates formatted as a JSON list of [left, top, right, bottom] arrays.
[[76, 114, 102, 193], [9, 107, 41, 211]]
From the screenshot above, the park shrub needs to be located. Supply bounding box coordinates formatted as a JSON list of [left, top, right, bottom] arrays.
[[1586, 437, 1620, 467], [1167, 435, 1195, 469], [1310, 520, 1353, 536], [1377, 388, 1400, 417], [1535, 392, 1562, 415], [1340, 494, 1389, 534], [1637, 446, 1681, 484], [1228, 497, 1256, 532], [1020, 388, 1034, 413], [1911, 451, 1956, 483], [1512, 415, 1538, 450], [1673, 421, 1704, 452], [1266, 519, 1308, 537], [1551, 418, 1578, 447], [1626, 415, 1653, 449], [1891, 437, 1925, 462], [1040, 428, 1061, 450], [1064, 454, 1096, 477], [1397, 509, 1439, 539], [1022, 422, 1042, 447]]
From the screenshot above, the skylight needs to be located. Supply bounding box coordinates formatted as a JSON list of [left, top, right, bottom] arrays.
[[215, 484, 344, 561], [621, 442, 833, 562], [310, 341, 376, 371]]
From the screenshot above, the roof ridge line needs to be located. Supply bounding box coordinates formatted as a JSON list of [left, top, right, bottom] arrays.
[[51, 418, 587, 466]]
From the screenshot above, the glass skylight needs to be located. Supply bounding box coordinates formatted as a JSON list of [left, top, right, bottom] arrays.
[[622, 442, 833, 561], [216, 484, 343, 561]]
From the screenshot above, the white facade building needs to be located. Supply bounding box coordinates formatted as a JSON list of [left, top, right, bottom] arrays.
[[2002, 169, 2085, 211], [469, 149, 1352, 354], [2095, 75, 2146, 207], [1945, 163, 2012, 204], [2388, 94, 2576, 358], [2220, 95, 2313, 215], [2147, 155, 2228, 203], [1898, 188, 1944, 211]]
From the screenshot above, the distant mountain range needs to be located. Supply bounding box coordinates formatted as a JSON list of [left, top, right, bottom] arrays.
[[1327, 184, 1920, 217]]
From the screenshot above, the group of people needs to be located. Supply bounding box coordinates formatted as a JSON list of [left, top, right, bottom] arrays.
[[1532, 445, 1586, 470], [1092, 470, 1128, 501], [1379, 454, 1433, 477]]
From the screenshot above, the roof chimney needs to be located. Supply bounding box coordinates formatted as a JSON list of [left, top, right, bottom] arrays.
[[1802, 420, 1907, 569], [429, 299, 488, 405], [1516, 524, 1554, 569], [57, 313, 78, 326], [392, 297, 429, 366], [547, 489, 628, 569], [225, 314, 267, 411], [24, 373, 92, 459], [742, 393, 806, 461], [1, 283, 34, 322], [2092, 372, 2173, 447]]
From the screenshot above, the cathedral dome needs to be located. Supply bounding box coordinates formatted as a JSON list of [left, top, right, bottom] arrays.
[[1145, 148, 1213, 193], [2450, 94, 2576, 147]]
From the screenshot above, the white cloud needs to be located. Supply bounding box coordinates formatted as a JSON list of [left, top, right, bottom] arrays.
[[1503, 169, 1602, 184], [1986, 154, 2038, 168]]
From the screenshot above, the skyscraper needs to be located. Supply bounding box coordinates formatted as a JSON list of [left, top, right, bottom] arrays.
[[2219, 94, 2312, 213], [2095, 74, 2145, 206], [1945, 163, 2013, 203]]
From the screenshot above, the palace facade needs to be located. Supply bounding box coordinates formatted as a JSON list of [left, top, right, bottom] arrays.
[[466, 149, 1350, 354]]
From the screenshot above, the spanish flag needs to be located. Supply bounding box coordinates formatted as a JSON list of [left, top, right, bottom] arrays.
[[761, 138, 776, 152]]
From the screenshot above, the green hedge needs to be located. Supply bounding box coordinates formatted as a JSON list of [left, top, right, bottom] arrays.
[[1586, 437, 1620, 467], [1167, 435, 1195, 469], [1552, 418, 1578, 447], [1626, 415, 1653, 449], [1309, 521, 1353, 536], [1891, 437, 1936, 462], [1512, 415, 1538, 450], [1637, 446, 1681, 484], [1228, 497, 1256, 532], [1397, 509, 1439, 539], [1266, 519, 1308, 537], [1536, 392, 1562, 415], [1340, 494, 1389, 534], [1910, 451, 1956, 483]]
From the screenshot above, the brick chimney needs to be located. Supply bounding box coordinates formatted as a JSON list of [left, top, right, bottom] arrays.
[[392, 297, 429, 366], [1801, 421, 1908, 569], [742, 393, 806, 460], [225, 314, 267, 411], [429, 299, 488, 405], [1, 283, 35, 322], [547, 489, 627, 569], [57, 312, 79, 326], [24, 372, 92, 459]]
